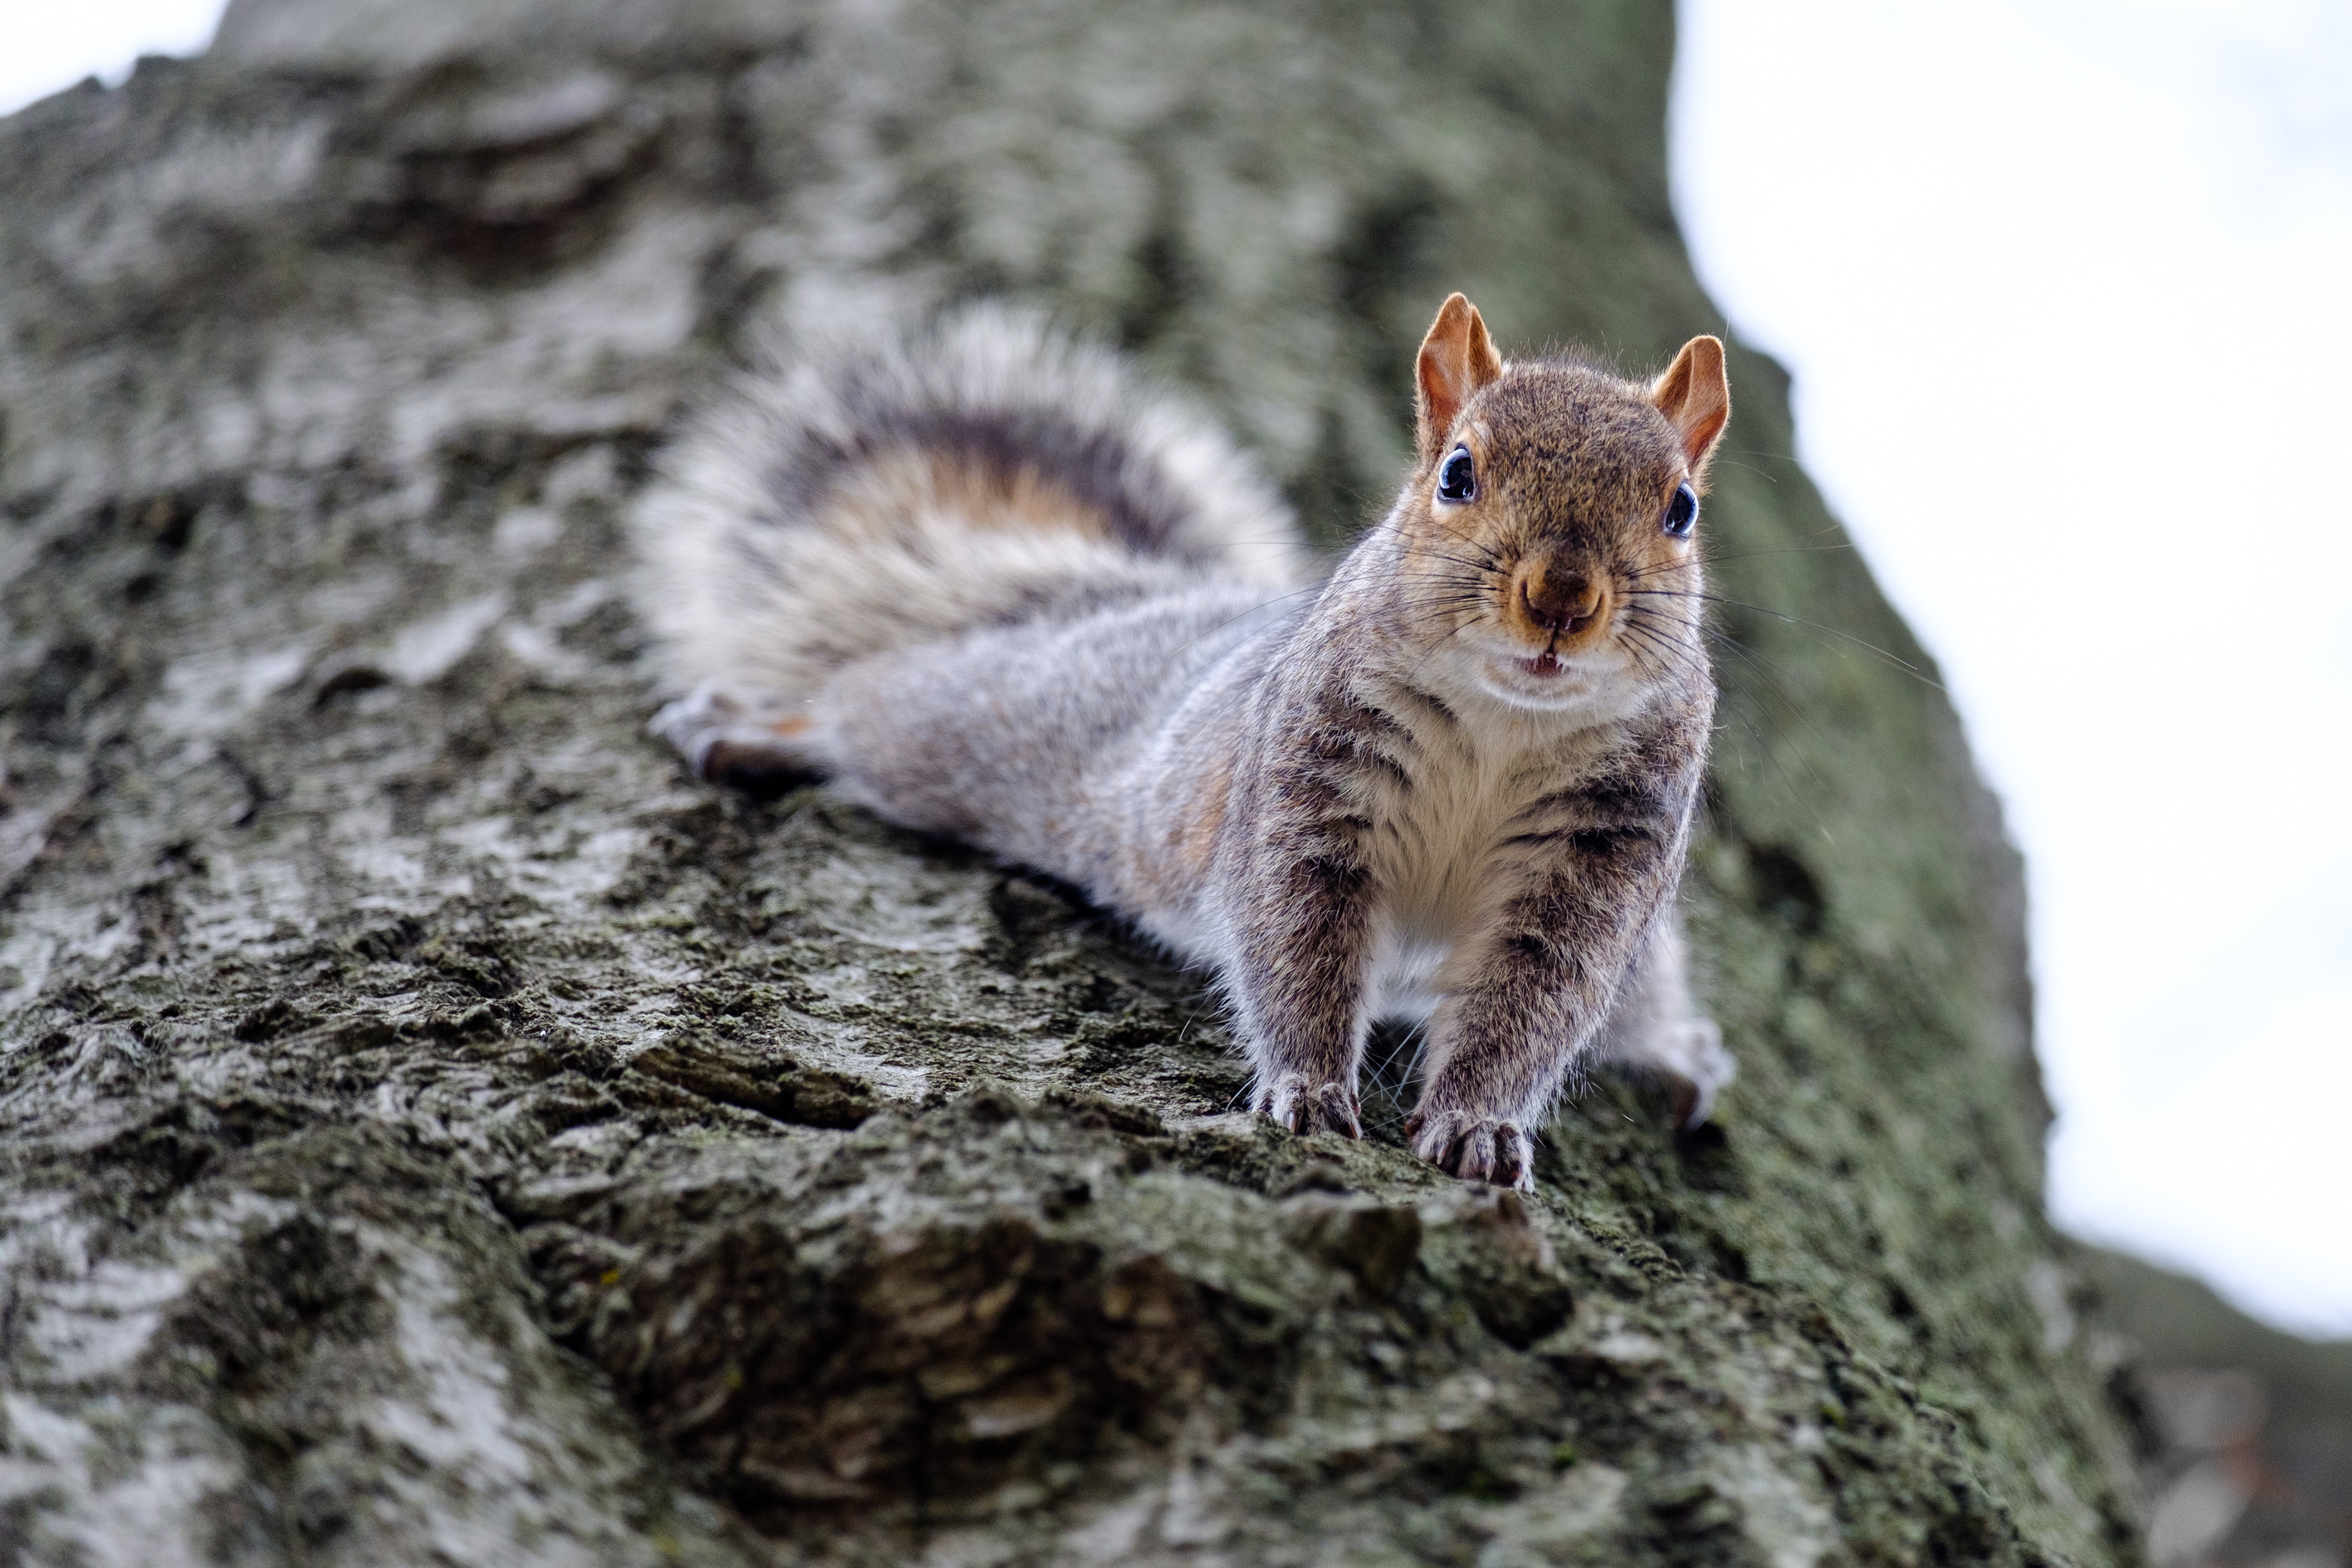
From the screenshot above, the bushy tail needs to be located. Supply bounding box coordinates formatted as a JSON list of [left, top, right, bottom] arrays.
[[631, 305, 1309, 698]]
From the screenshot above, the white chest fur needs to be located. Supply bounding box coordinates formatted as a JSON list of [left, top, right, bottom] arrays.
[[1359, 687, 1622, 1020]]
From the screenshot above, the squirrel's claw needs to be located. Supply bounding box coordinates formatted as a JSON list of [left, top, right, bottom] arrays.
[[1651, 1019, 1735, 1130], [1405, 1109, 1536, 1192], [650, 684, 820, 791], [1259, 1075, 1364, 1141]]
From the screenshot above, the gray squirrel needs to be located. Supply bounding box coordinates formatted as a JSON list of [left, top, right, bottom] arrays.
[[631, 293, 1735, 1190]]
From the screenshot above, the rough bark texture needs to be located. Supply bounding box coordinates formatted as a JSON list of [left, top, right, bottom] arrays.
[[0, 1, 2147, 1563]]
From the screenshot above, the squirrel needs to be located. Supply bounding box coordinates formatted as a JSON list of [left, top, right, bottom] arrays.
[[631, 293, 1735, 1190]]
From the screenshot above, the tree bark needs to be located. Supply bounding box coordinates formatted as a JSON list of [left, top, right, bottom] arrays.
[[0, 1, 2145, 1562]]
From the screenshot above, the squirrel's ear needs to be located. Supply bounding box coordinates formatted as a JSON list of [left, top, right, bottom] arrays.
[[1415, 293, 1504, 465], [1652, 336, 1731, 480]]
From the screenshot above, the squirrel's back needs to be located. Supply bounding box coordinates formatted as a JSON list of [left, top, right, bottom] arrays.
[[632, 306, 1311, 698]]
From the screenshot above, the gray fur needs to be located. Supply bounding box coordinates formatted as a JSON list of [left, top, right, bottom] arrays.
[[633, 304, 1732, 1190], [633, 305, 1308, 704]]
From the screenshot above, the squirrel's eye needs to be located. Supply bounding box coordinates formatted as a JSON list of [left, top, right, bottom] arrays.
[[1663, 483, 1699, 538], [1437, 447, 1477, 504]]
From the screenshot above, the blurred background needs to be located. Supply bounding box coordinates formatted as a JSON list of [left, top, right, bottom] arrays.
[[1673, 6, 2351, 1555], [1674, 0, 2352, 1347], [7, 0, 2346, 1557]]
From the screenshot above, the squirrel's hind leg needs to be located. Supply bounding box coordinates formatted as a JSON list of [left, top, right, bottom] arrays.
[[1593, 915, 1737, 1129], [650, 684, 828, 794]]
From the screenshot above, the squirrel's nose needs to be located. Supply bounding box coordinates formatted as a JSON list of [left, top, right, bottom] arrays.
[[1520, 564, 1603, 635]]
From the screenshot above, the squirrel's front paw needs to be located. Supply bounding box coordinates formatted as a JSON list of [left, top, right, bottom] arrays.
[[1405, 1108, 1535, 1192], [650, 684, 820, 790], [1256, 1075, 1364, 1140]]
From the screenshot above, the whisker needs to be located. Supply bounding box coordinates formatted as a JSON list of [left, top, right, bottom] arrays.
[[1616, 622, 1709, 687], [1403, 619, 1477, 686], [1617, 617, 1704, 668], [1625, 590, 1943, 691], [1608, 598, 1848, 833], [1688, 628, 1852, 806], [1416, 513, 1507, 567], [1618, 536, 1861, 586], [1411, 552, 1506, 580]]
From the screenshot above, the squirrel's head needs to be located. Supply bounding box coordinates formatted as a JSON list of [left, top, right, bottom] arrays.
[[1394, 292, 1729, 715]]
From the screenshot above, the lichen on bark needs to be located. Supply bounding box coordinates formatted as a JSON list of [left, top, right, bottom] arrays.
[[0, 1, 2145, 1563]]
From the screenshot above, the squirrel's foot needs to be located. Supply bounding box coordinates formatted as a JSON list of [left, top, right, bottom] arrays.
[[1257, 1075, 1364, 1140], [650, 684, 823, 792], [1405, 1108, 1536, 1192], [1646, 1018, 1735, 1130]]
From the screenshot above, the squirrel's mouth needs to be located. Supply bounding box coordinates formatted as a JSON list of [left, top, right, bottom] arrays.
[[1518, 653, 1566, 677]]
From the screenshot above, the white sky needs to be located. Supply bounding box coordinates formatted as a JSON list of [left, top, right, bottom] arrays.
[[1676, 0, 2352, 1337], [7, 2, 2347, 1337], [0, 0, 226, 115]]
